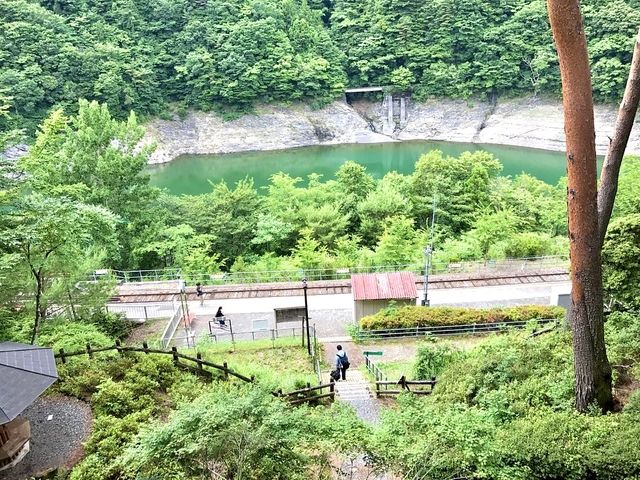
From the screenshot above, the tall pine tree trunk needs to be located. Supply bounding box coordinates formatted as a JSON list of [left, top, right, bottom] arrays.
[[547, 0, 613, 411]]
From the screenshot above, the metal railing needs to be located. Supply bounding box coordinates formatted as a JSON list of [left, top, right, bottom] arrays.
[[105, 303, 175, 322], [310, 325, 322, 382], [205, 323, 323, 381], [105, 268, 183, 283], [353, 318, 559, 341], [207, 326, 308, 344], [160, 304, 183, 349], [101, 256, 568, 286], [364, 353, 388, 383]]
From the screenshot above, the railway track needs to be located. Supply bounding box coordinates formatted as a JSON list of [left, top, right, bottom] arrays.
[[110, 268, 569, 303]]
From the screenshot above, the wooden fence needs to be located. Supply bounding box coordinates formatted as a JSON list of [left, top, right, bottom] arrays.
[[54, 340, 334, 405], [364, 352, 436, 397], [275, 380, 336, 405], [375, 375, 436, 396]]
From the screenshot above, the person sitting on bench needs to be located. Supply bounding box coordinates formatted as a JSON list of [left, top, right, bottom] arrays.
[[215, 306, 226, 326]]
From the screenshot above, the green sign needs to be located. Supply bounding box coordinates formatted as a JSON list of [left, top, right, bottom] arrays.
[[363, 351, 383, 356]]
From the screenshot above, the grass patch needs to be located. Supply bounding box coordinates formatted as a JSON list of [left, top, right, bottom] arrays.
[[188, 336, 318, 392], [376, 359, 415, 380]]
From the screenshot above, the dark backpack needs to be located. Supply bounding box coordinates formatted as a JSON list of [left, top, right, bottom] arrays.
[[341, 354, 350, 369]]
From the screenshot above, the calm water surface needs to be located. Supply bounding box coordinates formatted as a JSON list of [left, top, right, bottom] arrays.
[[149, 141, 572, 195]]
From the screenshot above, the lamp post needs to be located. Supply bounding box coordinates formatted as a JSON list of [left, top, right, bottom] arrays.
[[422, 196, 437, 307], [302, 278, 311, 355], [421, 246, 432, 307]]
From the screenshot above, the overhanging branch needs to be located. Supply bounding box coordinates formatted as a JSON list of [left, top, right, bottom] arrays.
[[597, 28, 640, 246]]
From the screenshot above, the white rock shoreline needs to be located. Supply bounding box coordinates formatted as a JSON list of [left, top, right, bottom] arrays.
[[142, 96, 640, 164]]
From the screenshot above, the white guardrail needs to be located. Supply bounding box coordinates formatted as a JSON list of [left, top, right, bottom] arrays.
[[96, 256, 569, 285], [160, 305, 183, 349]]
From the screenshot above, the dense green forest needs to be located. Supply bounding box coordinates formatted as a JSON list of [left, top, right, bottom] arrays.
[[2, 99, 640, 343], [1, 101, 575, 277], [4, 0, 640, 478], [2, 0, 640, 133]]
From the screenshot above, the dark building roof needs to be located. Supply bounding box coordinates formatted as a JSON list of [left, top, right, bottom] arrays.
[[351, 272, 417, 301], [0, 342, 58, 424]]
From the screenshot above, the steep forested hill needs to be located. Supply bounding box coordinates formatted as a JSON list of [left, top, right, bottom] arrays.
[[1, 0, 639, 132]]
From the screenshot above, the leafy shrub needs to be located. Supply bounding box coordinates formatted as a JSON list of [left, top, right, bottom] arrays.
[[370, 372, 640, 480], [86, 410, 153, 461], [90, 355, 190, 416], [359, 305, 565, 330], [38, 319, 113, 352], [125, 386, 319, 480], [492, 411, 640, 479], [92, 379, 143, 417], [623, 390, 640, 413], [602, 214, 640, 310], [0, 308, 32, 344], [605, 311, 640, 366], [503, 232, 555, 257], [83, 310, 130, 339], [432, 330, 575, 418], [369, 397, 501, 477], [70, 410, 153, 480], [167, 373, 209, 404], [68, 455, 110, 480], [413, 343, 460, 380], [53, 359, 111, 400]]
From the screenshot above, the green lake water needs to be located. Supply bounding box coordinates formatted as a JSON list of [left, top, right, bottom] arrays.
[[148, 141, 572, 195]]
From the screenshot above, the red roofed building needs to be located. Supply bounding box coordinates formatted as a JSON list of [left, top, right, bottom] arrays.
[[351, 272, 417, 321]]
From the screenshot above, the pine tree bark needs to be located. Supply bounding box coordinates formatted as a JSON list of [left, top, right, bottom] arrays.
[[547, 0, 613, 411], [597, 29, 640, 246]]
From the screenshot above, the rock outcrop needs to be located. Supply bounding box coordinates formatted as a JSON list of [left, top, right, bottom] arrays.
[[143, 102, 393, 164], [143, 96, 640, 163]]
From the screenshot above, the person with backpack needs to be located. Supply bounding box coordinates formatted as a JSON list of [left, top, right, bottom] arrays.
[[335, 345, 350, 381], [196, 283, 204, 306]]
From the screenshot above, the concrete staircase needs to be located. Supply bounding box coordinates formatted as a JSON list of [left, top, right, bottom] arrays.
[[332, 370, 380, 424]]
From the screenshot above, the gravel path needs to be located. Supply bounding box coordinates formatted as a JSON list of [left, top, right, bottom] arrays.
[[0, 395, 92, 480]]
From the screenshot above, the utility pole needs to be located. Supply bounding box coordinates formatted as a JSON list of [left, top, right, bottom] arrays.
[[422, 196, 437, 307], [303, 278, 311, 355]]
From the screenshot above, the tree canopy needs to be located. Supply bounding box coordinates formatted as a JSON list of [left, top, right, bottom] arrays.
[[1, 0, 639, 133]]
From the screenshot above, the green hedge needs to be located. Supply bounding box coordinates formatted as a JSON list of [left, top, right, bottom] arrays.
[[359, 305, 566, 330]]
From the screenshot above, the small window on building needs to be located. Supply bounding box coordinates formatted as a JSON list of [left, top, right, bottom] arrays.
[[253, 319, 269, 331]]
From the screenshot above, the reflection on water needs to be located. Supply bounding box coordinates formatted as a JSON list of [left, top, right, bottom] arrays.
[[149, 141, 577, 196]]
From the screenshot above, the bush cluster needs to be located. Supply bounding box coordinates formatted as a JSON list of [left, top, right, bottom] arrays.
[[370, 396, 640, 480], [61, 354, 208, 480], [369, 329, 640, 478], [359, 305, 566, 330], [38, 318, 114, 353], [413, 343, 461, 380], [432, 331, 575, 418]]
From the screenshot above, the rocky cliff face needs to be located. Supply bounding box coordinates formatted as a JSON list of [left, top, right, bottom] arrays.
[[143, 97, 640, 163], [143, 102, 393, 164]]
